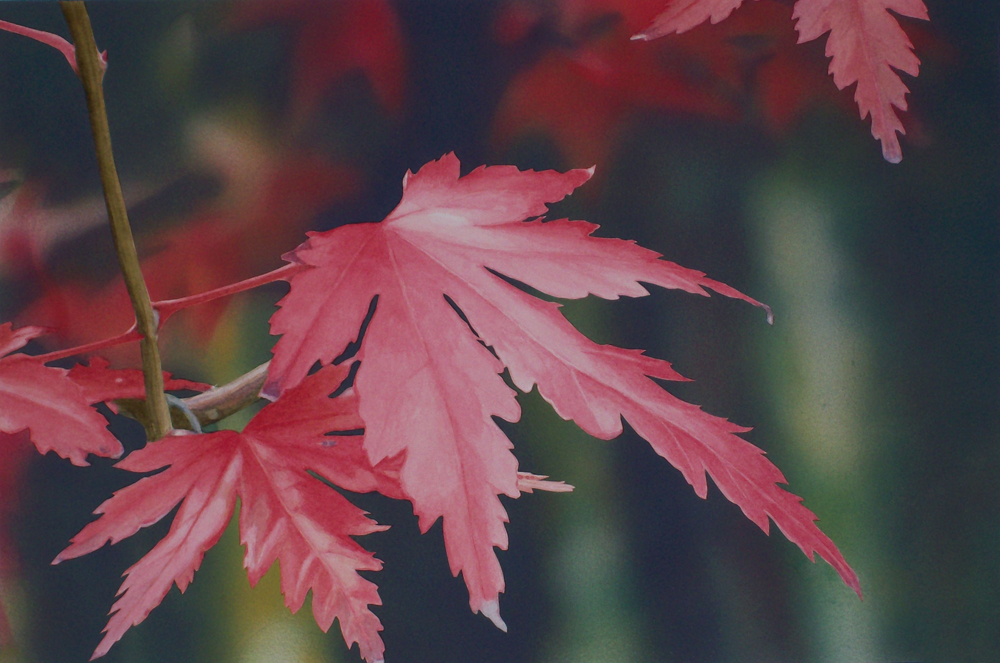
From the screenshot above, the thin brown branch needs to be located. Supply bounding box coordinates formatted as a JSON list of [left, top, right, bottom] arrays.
[[114, 362, 270, 433], [184, 362, 271, 427], [60, 2, 171, 440]]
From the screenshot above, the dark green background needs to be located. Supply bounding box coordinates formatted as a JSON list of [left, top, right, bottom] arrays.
[[0, 1, 996, 661]]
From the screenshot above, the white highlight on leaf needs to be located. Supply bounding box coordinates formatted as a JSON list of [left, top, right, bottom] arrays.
[[479, 599, 507, 632]]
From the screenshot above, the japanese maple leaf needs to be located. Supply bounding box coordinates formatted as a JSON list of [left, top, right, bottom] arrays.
[[67, 356, 210, 416], [0, 324, 121, 466], [56, 364, 401, 662], [265, 154, 859, 630], [635, 0, 929, 162]]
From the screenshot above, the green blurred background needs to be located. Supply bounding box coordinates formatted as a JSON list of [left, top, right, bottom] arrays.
[[0, 1, 996, 661]]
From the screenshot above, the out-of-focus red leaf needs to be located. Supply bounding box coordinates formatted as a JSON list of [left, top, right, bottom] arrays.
[[494, 31, 738, 167], [0, 178, 109, 279], [228, 0, 406, 121], [0, 430, 32, 646], [0, 430, 33, 570], [636, 0, 930, 161], [16, 126, 357, 353], [493, 0, 844, 167]]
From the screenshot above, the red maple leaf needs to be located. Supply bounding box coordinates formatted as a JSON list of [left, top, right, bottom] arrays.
[[0, 324, 121, 466], [265, 153, 857, 630], [635, 0, 929, 161], [56, 364, 401, 662], [67, 356, 211, 413], [493, 33, 738, 168]]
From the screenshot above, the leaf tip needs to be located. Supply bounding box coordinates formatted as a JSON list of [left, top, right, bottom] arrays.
[[260, 380, 280, 402], [479, 599, 507, 632], [884, 151, 903, 165]]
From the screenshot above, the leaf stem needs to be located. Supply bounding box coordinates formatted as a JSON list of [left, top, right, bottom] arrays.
[[0, 19, 80, 72], [60, 1, 172, 440], [32, 326, 141, 364], [153, 262, 306, 326]]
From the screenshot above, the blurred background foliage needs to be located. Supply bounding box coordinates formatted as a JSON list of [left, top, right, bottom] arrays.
[[0, 1, 996, 661]]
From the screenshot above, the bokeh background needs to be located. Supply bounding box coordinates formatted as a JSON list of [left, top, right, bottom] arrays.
[[0, 1, 996, 661]]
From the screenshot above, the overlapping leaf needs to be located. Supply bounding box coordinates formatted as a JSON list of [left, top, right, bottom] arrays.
[[68, 356, 210, 410], [0, 324, 121, 466], [636, 0, 929, 161], [266, 154, 857, 630], [493, 0, 844, 167], [56, 365, 400, 662]]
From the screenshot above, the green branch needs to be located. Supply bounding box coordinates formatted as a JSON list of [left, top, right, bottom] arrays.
[[60, 1, 172, 440]]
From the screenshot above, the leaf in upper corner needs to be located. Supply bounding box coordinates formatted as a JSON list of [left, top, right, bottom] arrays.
[[635, 0, 929, 162], [633, 0, 750, 38], [792, 0, 928, 163], [0, 323, 122, 466], [56, 365, 399, 662], [227, 0, 406, 121], [265, 153, 856, 631], [492, 0, 846, 168]]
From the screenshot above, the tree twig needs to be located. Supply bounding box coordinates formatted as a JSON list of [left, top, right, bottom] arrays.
[[183, 361, 270, 427], [115, 362, 271, 432], [60, 1, 172, 440]]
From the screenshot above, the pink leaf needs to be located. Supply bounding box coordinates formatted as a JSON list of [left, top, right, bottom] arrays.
[[266, 154, 849, 634], [56, 365, 395, 662], [67, 356, 211, 410], [632, 0, 750, 39], [516, 472, 574, 493], [0, 324, 122, 465], [636, 0, 929, 161], [793, 0, 928, 162]]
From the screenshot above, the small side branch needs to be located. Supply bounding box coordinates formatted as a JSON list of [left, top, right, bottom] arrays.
[[117, 362, 271, 432], [61, 2, 172, 440], [183, 362, 270, 427]]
